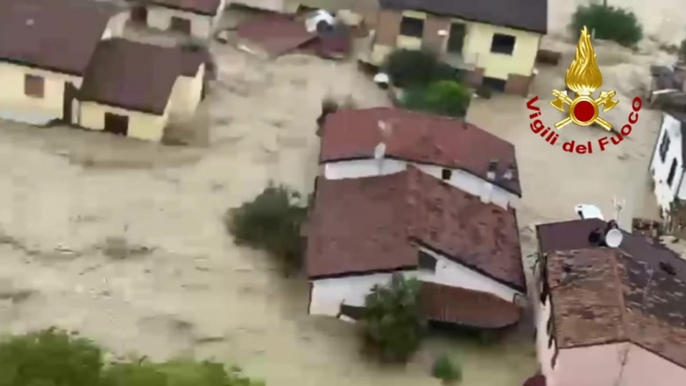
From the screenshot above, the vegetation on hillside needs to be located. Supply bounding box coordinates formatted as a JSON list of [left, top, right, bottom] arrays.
[[0, 328, 263, 386], [361, 274, 427, 362], [570, 4, 643, 47], [225, 184, 308, 270], [432, 353, 462, 384]]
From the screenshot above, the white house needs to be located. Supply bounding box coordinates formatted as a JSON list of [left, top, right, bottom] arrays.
[[650, 112, 686, 215], [319, 107, 521, 210], [305, 166, 525, 327], [0, 0, 126, 125], [533, 219, 686, 386], [131, 0, 228, 39]]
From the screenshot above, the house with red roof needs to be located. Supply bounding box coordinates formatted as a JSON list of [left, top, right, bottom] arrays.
[[304, 166, 526, 328], [319, 107, 521, 209], [130, 0, 228, 39], [0, 0, 128, 125], [533, 219, 686, 386]]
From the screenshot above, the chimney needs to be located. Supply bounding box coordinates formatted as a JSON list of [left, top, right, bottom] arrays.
[[503, 162, 516, 180], [486, 159, 498, 180]]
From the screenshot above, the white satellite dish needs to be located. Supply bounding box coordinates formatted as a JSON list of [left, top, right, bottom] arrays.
[[374, 142, 386, 160], [374, 72, 390, 85], [605, 228, 623, 248]]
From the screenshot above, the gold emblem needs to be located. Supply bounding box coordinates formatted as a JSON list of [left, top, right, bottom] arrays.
[[550, 26, 619, 131]]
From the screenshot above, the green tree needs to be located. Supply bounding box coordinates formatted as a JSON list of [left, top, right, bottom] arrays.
[[0, 328, 104, 386], [402, 81, 472, 118], [362, 274, 426, 362], [225, 185, 308, 270], [384, 49, 458, 87], [432, 354, 462, 384], [571, 4, 643, 47]]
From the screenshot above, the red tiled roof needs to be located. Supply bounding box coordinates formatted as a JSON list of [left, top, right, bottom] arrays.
[[419, 282, 521, 328], [523, 375, 546, 386], [320, 108, 521, 196], [237, 16, 317, 57], [79, 39, 204, 114], [306, 167, 524, 290], [148, 0, 222, 15], [0, 0, 116, 75], [538, 219, 686, 369]]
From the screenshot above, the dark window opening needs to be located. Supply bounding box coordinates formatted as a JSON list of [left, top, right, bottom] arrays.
[[667, 158, 678, 186], [339, 303, 365, 320], [400, 16, 424, 38], [24, 74, 44, 98], [170, 16, 191, 34], [490, 33, 516, 55], [447, 23, 466, 53], [482, 77, 506, 92], [418, 251, 437, 271], [103, 113, 129, 136], [659, 132, 670, 163], [441, 169, 452, 180]]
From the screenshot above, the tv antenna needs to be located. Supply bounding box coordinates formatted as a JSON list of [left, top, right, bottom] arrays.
[[612, 196, 625, 222]]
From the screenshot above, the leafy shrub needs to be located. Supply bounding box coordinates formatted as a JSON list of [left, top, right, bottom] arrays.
[[0, 328, 104, 386], [383, 49, 458, 87], [226, 185, 308, 270], [432, 354, 462, 384], [362, 274, 426, 362], [102, 359, 264, 386], [0, 328, 264, 386], [570, 4, 643, 47], [402, 81, 472, 118]]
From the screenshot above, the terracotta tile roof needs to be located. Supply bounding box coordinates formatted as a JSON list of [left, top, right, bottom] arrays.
[[0, 0, 116, 75], [379, 0, 547, 34], [523, 375, 546, 386], [306, 167, 524, 290], [538, 219, 686, 369], [419, 282, 521, 328], [237, 16, 317, 57], [320, 108, 521, 196], [79, 39, 203, 115], [148, 0, 222, 15]]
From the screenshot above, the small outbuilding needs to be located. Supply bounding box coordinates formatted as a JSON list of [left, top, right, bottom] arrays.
[[132, 0, 228, 39], [78, 38, 205, 141]]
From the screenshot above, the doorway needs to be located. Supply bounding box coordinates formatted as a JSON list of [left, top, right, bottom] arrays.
[[104, 113, 129, 136], [170, 17, 191, 35], [447, 23, 466, 54], [62, 83, 77, 124], [131, 6, 148, 25]]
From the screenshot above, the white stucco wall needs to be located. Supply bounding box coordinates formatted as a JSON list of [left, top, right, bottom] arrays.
[[147, 6, 213, 39], [651, 114, 685, 214], [621, 344, 686, 386], [169, 64, 205, 119], [0, 61, 82, 125], [309, 246, 521, 317], [323, 159, 518, 209]]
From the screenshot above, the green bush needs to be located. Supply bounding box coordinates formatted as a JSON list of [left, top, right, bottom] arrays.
[[570, 4, 643, 47], [0, 328, 264, 386], [362, 274, 426, 362], [226, 185, 308, 270], [0, 328, 104, 386], [402, 81, 472, 118], [432, 354, 462, 384], [383, 49, 458, 87]]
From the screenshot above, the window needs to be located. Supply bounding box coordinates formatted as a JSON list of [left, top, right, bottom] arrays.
[[170, 16, 191, 34], [24, 74, 44, 98], [490, 33, 516, 54], [482, 77, 506, 92], [659, 132, 671, 162], [339, 304, 365, 320], [400, 16, 424, 38], [667, 158, 678, 186], [418, 251, 437, 271], [441, 169, 452, 180]]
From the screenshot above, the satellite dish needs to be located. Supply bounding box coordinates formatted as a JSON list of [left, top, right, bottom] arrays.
[[437, 29, 448, 37], [605, 228, 623, 248], [374, 142, 386, 160], [374, 72, 389, 84]]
